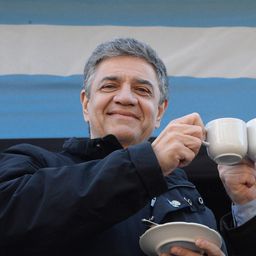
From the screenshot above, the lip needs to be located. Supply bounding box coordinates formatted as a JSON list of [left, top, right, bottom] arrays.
[[107, 110, 140, 120]]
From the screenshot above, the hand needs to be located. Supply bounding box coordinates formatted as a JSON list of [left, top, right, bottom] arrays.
[[152, 113, 205, 176], [159, 239, 225, 256], [218, 160, 256, 204]]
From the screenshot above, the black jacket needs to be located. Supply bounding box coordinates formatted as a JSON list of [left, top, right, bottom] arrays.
[[0, 135, 225, 255], [220, 212, 256, 256]]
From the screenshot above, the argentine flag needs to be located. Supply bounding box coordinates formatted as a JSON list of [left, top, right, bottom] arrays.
[[0, 0, 256, 139]]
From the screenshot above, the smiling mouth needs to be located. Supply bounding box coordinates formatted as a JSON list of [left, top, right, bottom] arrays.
[[107, 111, 139, 120]]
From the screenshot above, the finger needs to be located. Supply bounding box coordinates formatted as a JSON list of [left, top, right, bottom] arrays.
[[218, 164, 256, 204], [240, 157, 255, 166], [167, 135, 201, 167], [171, 113, 206, 140], [195, 239, 225, 256], [244, 174, 256, 188], [182, 135, 202, 153], [172, 113, 204, 127], [218, 161, 255, 172], [167, 123, 204, 140], [152, 129, 203, 175], [219, 170, 255, 189], [170, 246, 201, 256], [218, 164, 256, 185]]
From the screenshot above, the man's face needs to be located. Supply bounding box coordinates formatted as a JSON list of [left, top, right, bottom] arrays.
[[81, 56, 167, 147]]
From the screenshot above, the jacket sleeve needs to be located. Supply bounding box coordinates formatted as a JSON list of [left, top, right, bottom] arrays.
[[0, 142, 167, 246], [220, 212, 256, 256]]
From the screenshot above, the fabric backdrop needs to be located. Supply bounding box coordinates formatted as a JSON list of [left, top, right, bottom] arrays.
[[0, 0, 256, 139]]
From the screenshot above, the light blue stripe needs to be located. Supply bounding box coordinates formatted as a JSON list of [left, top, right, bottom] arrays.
[[0, 75, 255, 139], [161, 77, 256, 135], [1, 0, 256, 27], [0, 75, 86, 138]]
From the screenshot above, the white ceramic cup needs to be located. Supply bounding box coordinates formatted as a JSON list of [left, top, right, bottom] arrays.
[[205, 118, 248, 165], [247, 118, 256, 162]]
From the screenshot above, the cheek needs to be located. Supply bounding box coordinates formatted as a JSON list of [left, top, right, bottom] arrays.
[[87, 97, 107, 121], [143, 103, 159, 123]]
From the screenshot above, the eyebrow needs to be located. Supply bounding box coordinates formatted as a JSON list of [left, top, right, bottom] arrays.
[[100, 76, 120, 83], [100, 76, 154, 88], [134, 78, 154, 88]]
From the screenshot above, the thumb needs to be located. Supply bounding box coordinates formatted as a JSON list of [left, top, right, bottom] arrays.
[[245, 175, 256, 188]]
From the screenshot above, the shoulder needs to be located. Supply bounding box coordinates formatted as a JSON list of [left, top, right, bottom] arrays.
[[2, 143, 72, 167], [4, 143, 49, 154], [3, 143, 56, 159]]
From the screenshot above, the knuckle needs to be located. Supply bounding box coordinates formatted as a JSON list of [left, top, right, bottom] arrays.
[[192, 112, 200, 118]]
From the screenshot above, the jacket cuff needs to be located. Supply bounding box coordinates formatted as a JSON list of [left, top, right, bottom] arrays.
[[127, 141, 168, 198]]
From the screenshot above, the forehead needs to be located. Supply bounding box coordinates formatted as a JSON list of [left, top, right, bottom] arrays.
[[94, 56, 158, 82]]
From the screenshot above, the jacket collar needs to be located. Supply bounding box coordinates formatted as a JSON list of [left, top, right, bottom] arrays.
[[62, 135, 123, 160]]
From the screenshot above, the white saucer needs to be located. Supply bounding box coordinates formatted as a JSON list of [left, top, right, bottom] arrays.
[[139, 222, 222, 256]]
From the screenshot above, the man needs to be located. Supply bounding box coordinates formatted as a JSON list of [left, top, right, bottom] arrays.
[[218, 160, 256, 256], [0, 38, 226, 255]]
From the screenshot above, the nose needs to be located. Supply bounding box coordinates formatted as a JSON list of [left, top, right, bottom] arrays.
[[113, 85, 138, 105]]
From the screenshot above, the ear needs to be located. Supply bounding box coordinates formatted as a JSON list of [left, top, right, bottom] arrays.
[[80, 90, 90, 122], [155, 99, 168, 128]]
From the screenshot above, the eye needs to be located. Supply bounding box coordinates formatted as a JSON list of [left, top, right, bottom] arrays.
[[100, 83, 118, 92], [135, 86, 152, 96]]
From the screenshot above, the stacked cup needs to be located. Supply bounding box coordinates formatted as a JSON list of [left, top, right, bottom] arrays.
[[247, 118, 256, 162], [204, 118, 256, 165]]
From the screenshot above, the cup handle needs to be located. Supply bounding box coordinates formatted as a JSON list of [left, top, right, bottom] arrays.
[[202, 141, 210, 147]]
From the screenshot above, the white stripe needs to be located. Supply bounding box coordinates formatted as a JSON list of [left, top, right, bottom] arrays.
[[1, 25, 256, 78]]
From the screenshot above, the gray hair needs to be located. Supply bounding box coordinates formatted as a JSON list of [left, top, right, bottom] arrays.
[[83, 38, 169, 104]]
